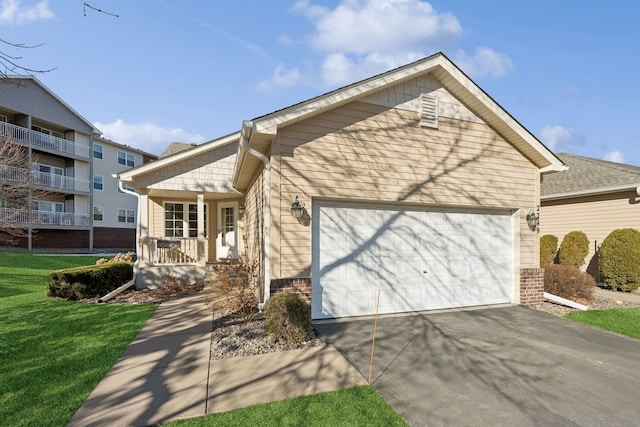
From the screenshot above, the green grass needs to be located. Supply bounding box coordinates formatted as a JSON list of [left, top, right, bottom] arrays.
[[0, 251, 157, 427], [565, 307, 640, 339], [164, 385, 407, 427]]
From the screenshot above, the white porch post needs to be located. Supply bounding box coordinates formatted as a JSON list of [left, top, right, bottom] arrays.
[[197, 193, 205, 265], [138, 191, 149, 264]]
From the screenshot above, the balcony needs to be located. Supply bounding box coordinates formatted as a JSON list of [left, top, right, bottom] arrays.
[[0, 208, 91, 228], [0, 165, 90, 193], [0, 122, 90, 158]]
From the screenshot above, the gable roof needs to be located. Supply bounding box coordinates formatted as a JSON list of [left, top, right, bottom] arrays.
[[541, 153, 640, 200], [117, 132, 239, 183], [160, 142, 198, 158], [3, 75, 100, 135], [233, 52, 565, 188]]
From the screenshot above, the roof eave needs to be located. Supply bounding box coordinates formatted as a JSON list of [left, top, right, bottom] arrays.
[[542, 184, 640, 201]]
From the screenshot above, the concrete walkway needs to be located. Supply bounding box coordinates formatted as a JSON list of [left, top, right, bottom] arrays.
[[67, 293, 365, 427]]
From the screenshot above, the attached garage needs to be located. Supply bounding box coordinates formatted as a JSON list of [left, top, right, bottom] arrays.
[[312, 202, 515, 319]]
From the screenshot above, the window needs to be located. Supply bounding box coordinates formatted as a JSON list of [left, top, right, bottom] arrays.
[[0, 115, 6, 122], [164, 202, 208, 238], [93, 175, 103, 190], [93, 143, 103, 159], [117, 208, 135, 223], [33, 201, 64, 212], [117, 183, 135, 194], [93, 206, 104, 221], [117, 150, 135, 167]]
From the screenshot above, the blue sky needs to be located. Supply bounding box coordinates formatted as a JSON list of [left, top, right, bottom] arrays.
[[2, 1, 639, 164]]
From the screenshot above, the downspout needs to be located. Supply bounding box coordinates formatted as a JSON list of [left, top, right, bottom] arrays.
[[114, 176, 140, 284], [239, 121, 271, 310]]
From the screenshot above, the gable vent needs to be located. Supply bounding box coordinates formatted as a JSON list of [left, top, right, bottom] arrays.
[[420, 94, 438, 128]]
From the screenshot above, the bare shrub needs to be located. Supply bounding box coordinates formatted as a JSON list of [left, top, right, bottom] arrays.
[[264, 292, 313, 344], [209, 257, 258, 319], [96, 251, 136, 265], [544, 264, 596, 304]]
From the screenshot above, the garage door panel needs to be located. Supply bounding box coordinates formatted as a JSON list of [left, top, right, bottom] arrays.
[[312, 203, 514, 319]]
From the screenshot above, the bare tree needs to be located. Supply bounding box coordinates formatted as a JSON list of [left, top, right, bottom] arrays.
[[0, 135, 45, 244], [0, 38, 55, 81]]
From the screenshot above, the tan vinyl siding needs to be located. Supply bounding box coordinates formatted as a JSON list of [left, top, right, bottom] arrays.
[[541, 190, 640, 277], [271, 100, 539, 279]]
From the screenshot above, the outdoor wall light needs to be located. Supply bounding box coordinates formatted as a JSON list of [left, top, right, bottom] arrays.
[[238, 205, 245, 216], [526, 205, 540, 233], [290, 196, 305, 219]]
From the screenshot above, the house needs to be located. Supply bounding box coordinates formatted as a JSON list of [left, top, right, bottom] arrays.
[[92, 136, 157, 250], [540, 153, 640, 279], [0, 76, 157, 251], [118, 52, 565, 319]]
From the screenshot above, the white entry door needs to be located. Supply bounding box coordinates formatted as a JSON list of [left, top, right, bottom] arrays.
[[311, 202, 515, 319], [217, 201, 238, 259]]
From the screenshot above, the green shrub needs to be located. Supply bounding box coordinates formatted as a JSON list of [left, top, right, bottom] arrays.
[[265, 292, 312, 344], [544, 264, 595, 303], [540, 234, 558, 266], [46, 262, 133, 300], [599, 228, 640, 291], [557, 231, 590, 268]]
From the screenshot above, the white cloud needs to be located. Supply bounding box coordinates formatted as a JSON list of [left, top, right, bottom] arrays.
[[0, 0, 54, 25], [291, 0, 513, 87], [603, 150, 625, 163], [539, 125, 585, 152], [257, 64, 302, 92], [94, 119, 206, 156], [454, 47, 514, 78]]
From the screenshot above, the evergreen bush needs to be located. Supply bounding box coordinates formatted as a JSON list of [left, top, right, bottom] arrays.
[[558, 231, 590, 268], [540, 234, 558, 266], [599, 228, 640, 291], [46, 262, 133, 300], [265, 292, 312, 344]]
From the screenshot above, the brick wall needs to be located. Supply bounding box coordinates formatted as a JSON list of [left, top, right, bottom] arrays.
[[270, 277, 312, 304], [520, 268, 545, 306]]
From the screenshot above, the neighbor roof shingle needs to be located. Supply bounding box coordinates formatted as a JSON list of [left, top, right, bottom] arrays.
[[541, 153, 640, 198]]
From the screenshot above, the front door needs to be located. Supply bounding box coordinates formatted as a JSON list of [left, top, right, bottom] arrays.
[[217, 201, 237, 259]]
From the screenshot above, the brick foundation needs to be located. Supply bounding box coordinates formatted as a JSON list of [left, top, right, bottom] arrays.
[[520, 268, 545, 306], [270, 277, 312, 304]]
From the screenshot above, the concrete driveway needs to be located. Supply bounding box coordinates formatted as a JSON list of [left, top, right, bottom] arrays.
[[315, 305, 640, 427]]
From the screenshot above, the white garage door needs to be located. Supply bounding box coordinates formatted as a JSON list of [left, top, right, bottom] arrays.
[[311, 202, 514, 319]]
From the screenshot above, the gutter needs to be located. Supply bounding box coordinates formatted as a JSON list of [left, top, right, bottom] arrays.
[[542, 183, 640, 201], [238, 121, 271, 310], [114, 175, 141, 285]]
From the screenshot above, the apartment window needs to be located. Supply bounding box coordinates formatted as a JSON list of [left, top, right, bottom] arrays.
[[188, 204, 207, 238], [93, 143, 103, 159], [93, 175, 103, 190], [117, 208, 135, 223], [117, 150, 135, 167], [0, 115, 6, 122], [93, 206, 104, 221], [33, 201, 64, 212], [117, 183, 135, 194]]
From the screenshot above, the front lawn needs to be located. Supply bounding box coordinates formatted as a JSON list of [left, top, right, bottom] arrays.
[[164, 385, 407, 427], [0, 252, 157, 427], [565, 307, 640, 339]]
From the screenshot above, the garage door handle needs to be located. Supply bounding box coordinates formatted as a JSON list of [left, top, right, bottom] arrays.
[[423, 270, 428, 274]]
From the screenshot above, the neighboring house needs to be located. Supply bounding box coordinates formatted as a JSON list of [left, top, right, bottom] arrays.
[[92, 137, 157, 249], [118, 52, 565, 319], [0, 76, 157, 251], [540, 153, 640, 279]]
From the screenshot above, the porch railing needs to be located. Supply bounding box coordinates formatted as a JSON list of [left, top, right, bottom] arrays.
[[0, 165, 90, 192], [0, 208, 91, 227], [151, 237, 200, 264], [0, 122, 90, 158]]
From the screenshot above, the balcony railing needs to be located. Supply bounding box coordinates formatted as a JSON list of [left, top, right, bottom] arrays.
[[0, 165, 90, 192], [0, 122, 90, 158], [150, 237, 199, 264], [0, 208, 91, 227]]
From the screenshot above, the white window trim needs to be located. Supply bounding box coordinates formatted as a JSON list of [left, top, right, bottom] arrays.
[[93, 143, 103, 160], [117, 150, 135, 167], [93, 175, 103, 191], [117, 208, 135, 224], [163, 201, 209, 238], [93, 206, 104, 222]]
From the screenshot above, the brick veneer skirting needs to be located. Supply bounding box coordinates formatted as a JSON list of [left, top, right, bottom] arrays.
[[520, 268, 545, 306], [270, 277, 312, 304]]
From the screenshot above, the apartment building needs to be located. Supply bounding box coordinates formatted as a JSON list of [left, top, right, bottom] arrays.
[[92, 137, 156, 249], [0, 76, 156, 250]]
